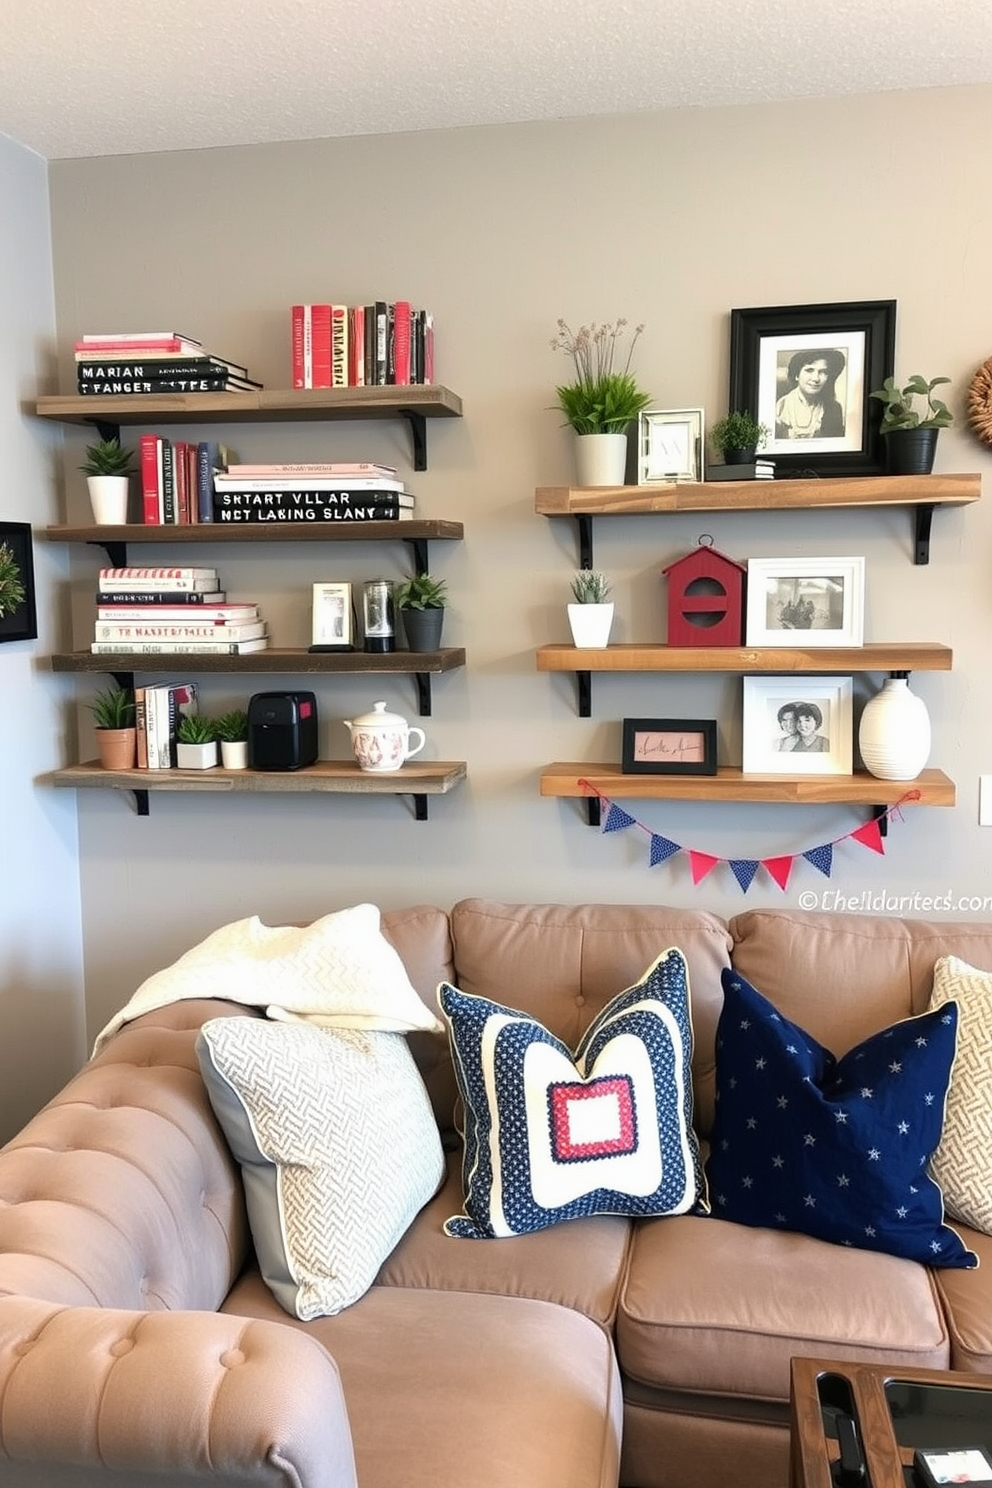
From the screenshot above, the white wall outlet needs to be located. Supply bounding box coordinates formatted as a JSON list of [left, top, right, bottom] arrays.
[[980, 776, 992, 827]]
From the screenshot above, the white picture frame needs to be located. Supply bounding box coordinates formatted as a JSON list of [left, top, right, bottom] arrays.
[[742, 675, 853, 775], [637, 408, 704, 485], [745, 556, 865, 647], [310, 581, 354, 650]]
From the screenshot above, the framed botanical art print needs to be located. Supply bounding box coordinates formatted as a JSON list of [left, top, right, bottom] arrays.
[[745, 556, 865, 647], [742, 676, 853, 775], [0, 522, 38, 645], [728, 300, 896, 476]]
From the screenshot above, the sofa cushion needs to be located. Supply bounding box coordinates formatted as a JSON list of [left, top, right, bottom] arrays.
[[931, 1223, 992, 1371], [705, 969, 976, 1268], [196, 1017, 445, 1319], [618, 1211, 951, 1403], [928, 956, 992, 1236], [439, 949, 703, 1238]]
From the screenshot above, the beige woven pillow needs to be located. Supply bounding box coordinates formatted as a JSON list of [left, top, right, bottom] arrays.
[[929, 955, 992, 1235]]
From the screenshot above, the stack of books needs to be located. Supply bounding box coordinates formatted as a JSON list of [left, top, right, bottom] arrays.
[[75, 331, 262, 397], [140, 436, 236, 524], [135, 682, 199, 769], [90, 567, 269, 655], [291, 303, 433, 389], [212, 462, 415, 525], [704, 458, 776, 482]]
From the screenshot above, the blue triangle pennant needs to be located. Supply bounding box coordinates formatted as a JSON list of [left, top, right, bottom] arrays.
[[649, 834, 680, 866], [729, 859, 759, 893], [602, 803, 637, 834], [803, 843, 834, 878]]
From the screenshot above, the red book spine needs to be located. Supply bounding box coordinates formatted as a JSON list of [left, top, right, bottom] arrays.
[[392, 300, 412, 386], [330, 305, 348, 387], [291, 304, 309, 389], [310, 304, 332, 389], [139, 434, 162, 525]]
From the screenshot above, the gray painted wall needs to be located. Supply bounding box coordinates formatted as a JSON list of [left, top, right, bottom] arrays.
[[41, 85, 992, 1045], [0, 131, 85, 1138]]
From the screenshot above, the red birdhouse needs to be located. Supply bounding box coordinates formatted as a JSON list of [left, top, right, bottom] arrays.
[[662, 539, 746, 646]]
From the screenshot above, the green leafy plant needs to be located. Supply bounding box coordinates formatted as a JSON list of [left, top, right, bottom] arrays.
[[176, 713, 216, 745], [213, 708, 248, 743], [869, 374, 953, 432], [89, 685, 135, 730], [0, 542, 25, 619], [395, 573, 448, 610], [79, 438, 136, 477], [551, 318, 652, 434], [710, 410, 769, 456], [570, 569, 611, 604]]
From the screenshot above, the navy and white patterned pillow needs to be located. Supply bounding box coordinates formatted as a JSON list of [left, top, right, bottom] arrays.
[[438, 949, 703, 1238], [705, 969, 976, 1268]]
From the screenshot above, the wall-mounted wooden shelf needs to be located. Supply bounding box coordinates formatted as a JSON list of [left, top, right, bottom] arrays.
[[48, 758, 468, 820], [35, 385, 463, 471], [537, 642, 952, 716], [540, 762, 955, 826], [535, 473, 980, 566]]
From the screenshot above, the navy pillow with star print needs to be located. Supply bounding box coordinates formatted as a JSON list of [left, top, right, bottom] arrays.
[[705, 969, 976, 1268], [438, 948, 704, 1238]]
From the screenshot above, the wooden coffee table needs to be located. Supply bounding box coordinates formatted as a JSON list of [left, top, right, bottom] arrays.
[[790, 1357, 992, 1488]]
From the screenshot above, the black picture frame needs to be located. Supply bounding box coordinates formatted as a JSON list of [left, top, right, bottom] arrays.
[[622, 717, 718, 776], [0, 522, 38, 645], [728, 299, 896, 477]]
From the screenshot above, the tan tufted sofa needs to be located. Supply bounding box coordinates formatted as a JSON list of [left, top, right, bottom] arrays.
[[2, 899, 992, 1488]]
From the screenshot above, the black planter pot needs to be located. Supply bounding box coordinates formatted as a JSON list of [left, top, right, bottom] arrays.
[[722, 445, 756, 465], [402, 606, 444, 652], [883, 427, 939, 476]]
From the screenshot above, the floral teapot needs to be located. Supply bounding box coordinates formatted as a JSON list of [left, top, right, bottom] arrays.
[[343, 700, 426, 773]]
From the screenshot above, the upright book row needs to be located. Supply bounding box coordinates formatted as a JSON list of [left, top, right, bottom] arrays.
[[291, 302, 434, 389], [139, 435, 234, 524]]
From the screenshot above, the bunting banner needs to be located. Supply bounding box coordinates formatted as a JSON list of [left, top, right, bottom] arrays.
[[579, 783, 922, 894]]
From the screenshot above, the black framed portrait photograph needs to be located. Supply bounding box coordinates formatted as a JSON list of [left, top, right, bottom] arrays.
[[621, 717, 718, 776], [0, 522, 38, 645], [728, 300, 896, 476]]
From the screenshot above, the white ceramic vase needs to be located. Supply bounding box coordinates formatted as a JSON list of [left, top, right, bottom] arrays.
[[567, 602, 614, 649], [87, 475, 130, 524], [220, 740, 249, 769], [858, 677, 932, 780], [574, 433, 627, 487]]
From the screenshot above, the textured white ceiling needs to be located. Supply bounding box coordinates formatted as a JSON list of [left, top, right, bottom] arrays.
[[2, 0, 992, 160]]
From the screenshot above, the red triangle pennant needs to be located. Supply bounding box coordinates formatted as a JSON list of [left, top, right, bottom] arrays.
[[689, 851, 721, 885], [851, 818, 886, 855], [761, 855, 795, 891]]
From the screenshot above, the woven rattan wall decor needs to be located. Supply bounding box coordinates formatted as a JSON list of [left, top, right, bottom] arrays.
[[967, 356, 992, 448]]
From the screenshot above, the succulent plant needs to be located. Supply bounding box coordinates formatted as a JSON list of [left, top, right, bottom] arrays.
[[213, 708, 248, 743], [89, 685, 135, 730], [570, 569, 612, 603], [176, 713, 216, 745], [79, 438, 137, 477]]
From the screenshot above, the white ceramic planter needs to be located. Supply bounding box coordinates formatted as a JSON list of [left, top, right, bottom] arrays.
[[858, 677, 932, 780], [574, 433, 627, 487], [177, 741, 219, 770], [220, 740, 249, 769], [87, 475, 130, 524], [567, 602, 614, 649]]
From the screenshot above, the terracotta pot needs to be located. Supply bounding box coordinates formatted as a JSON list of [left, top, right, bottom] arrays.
[[96, 727, 136, 770]]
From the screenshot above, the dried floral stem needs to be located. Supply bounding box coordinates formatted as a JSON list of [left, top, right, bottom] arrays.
[[550, 319, 645, 387]]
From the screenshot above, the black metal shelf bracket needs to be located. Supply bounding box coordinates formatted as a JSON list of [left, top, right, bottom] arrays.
[[412, 793, 429, 821], [872, 804, 889, 838], [132, 789, 150, 817], [399, 411, 428, 472], [577, 671, 592, 717], [586, 795, 602, 827], [89, 538, 128, 567], [90, 418, 122, 444], [405, 537, 429, 576], [414, 672, 433, 716], [576, 515, 593, 571], [914, 504, 935, 566]]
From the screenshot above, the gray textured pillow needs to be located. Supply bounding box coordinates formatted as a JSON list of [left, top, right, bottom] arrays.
[[197, 1016, 445, 1318]]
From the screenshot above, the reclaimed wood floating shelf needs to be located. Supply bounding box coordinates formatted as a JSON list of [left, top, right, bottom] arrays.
[[535, 473, 981, 566], [34, 385, 463, 471], [49, 759, 468, 821], [540, 762, 955, 826]]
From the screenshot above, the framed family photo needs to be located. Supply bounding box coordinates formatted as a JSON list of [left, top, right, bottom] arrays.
[[637, 408, 704, 485], [622, 717, 718, 775], [745, 555, 865, 647], [0, 522, 38, 645], [728, 300, 896, 476], [742, 676, 853, 776]]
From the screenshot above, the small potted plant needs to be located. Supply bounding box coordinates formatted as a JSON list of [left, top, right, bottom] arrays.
[[710, 411, 770, 465], [396, 572, 448, 652], [868, 374, 953, 474], [551, 318, 652, 486], [79, 438, 137, 524], [568, 569, 614, 649], [176, 712, 219, 770], [89, 684, 136, 770], [214, 707, 249, 769]]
